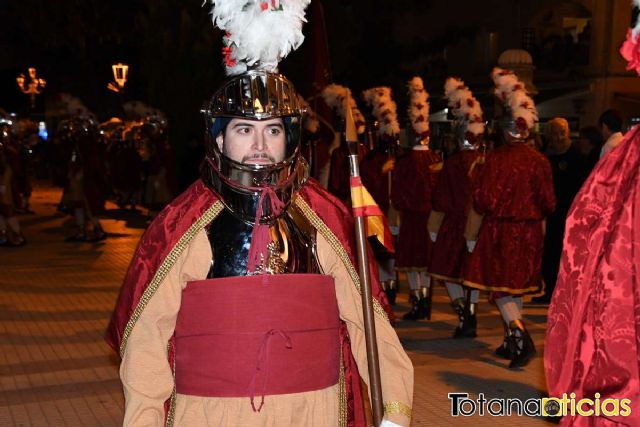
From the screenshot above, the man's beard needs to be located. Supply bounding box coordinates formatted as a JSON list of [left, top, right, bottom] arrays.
[[242, 153, 276, 164]]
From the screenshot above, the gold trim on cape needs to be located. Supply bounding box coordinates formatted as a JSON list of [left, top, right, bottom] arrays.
[[167, 341, 177, 427], [338, 346, 346, 427], [119, 200, 224, 357], [293, 196, 390, 323]]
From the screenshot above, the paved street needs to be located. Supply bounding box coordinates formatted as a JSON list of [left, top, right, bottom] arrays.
[[0, 183, 555, 426]]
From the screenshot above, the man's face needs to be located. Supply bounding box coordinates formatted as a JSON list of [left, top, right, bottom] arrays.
[[216, 118, 286, 165], [546, 124, 570, 153]]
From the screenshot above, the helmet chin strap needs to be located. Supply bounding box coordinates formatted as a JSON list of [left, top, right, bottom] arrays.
[[205, 156, 297, 274]]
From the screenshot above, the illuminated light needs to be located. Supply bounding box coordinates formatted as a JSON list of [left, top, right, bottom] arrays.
[[38, 121, 48, 140], [112, 63, 129, 89]]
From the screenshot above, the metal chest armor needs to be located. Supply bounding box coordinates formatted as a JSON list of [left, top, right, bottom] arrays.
[[206, 203, 321, 277]]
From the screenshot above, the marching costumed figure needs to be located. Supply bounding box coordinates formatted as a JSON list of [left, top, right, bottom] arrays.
[[0, 118, 26, 246], [545, 9, 640, 425], [463, 68, 555, 368], [106, 1, 413, 426], [389, 79, 443, 321], [322, 83, 367, 204], [103, 118, 144, 211], [360, 89, 400, 305], [428, 77, 485, 338], [141, 116, 175, 218], [296, 94, 322, 176], [60, 115, 109, 242]]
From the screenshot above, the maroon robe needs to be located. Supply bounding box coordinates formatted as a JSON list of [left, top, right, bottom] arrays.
[[329, 143, 367, 205], [429, 150, 482, 282], [462, 142, 555, 294], [391, 149, 442, 270], [105, 178, 392, 427], [360, 150, 391, 215], [545, 126, 640, 426]]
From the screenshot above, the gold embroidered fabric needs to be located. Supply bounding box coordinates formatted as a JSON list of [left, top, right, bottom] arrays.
[[384, 401, 412, 419]]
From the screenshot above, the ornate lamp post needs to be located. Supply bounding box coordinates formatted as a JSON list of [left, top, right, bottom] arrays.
[[16, 67, 46, 109], [107, 63, 129, 93]]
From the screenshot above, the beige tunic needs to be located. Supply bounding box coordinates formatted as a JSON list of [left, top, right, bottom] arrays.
[[120, 228, 414, 426]]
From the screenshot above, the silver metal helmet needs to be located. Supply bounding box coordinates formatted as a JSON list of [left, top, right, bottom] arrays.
[[0, 117, 13, 145], [201, 70, 308, 224], [498, 107, 529, 141], [452, 119, 478, 150]]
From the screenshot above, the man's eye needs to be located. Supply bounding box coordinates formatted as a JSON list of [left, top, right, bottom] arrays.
[[237, 127, 251, 134], [268, 128, 281, 135]]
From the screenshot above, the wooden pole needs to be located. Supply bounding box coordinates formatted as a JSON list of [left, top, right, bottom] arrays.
[[345, 95, 383, 426]]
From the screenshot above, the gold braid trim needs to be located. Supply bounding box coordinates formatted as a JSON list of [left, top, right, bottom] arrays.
[[462, 279, 542, 295], [384, 401, 412, 419], [119, 201, 224, 357], [293, 196, 389, 323], [338, 346, 347, 427], [166, 341, 177, 427]]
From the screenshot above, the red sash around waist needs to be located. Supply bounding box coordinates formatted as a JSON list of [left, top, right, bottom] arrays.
[[174, 273, 340, 410]]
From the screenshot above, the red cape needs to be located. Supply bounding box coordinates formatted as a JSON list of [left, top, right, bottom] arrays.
[[545, 126, 640, 426], [106, 178, 392, 426]]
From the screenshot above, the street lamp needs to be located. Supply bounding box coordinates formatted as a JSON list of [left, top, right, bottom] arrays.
[[108, 63, 129, 93], [16, 67, 46, 109]]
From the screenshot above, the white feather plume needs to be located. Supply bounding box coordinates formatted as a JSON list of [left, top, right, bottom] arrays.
[[321, 84, 366, 134], [634, 0, 640, 36], [405, 77, 430, 138], [491, 67, 537, 130], [363, 86, 401, 137], [210, 0, 311, 75], [443, 77, 484, 138]]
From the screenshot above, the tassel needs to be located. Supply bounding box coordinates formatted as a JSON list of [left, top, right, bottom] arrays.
[[246, 186, 284, 273]]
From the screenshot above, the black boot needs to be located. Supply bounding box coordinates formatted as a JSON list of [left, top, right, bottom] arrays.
[[508, 319, 536, 368], [452, 299, 477, 339], [89, 225, 107, 242], [402, 291, 425, 321], [495, 324, 514, 359], [494, 323, 515, 360], [421, 286, 432, 320], [382, 280, 397, 306]]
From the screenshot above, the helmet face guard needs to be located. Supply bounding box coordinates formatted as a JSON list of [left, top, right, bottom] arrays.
[[497, 107, 529, 141], [202, 70, 308, 222], [452, 119, 478, 150]]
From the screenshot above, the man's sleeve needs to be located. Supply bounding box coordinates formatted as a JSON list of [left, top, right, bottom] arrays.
[[119, 230, 211, 426], [317, 234, 414, 426]]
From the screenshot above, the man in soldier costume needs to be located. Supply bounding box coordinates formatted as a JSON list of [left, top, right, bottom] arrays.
[[463, 68, 555, 368], [360, 123, 397, 305], [61, 117, 108, 242], [428, 77, 485, 338], [106, 1, 413, 426], [0, 118, 26, 246], [392, 77, 442, 321]]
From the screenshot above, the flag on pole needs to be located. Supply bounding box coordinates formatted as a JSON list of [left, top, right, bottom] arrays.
[[350, 176, 395, 254]]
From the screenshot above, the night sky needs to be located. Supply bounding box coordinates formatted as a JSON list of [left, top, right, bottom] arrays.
[[0, 0, 595, 145]]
